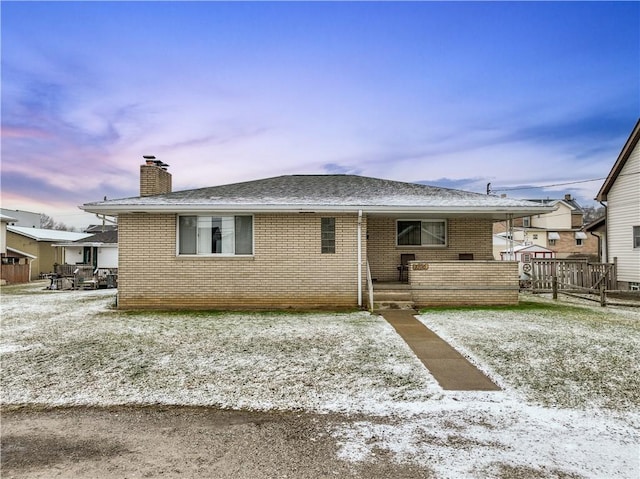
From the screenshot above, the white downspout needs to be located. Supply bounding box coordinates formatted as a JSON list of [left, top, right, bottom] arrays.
[[357, 209, 363, 307]]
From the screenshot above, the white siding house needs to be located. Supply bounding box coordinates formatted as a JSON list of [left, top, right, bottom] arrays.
[[0, 214, 15, 255], [596, 119, 640, 290], [52, 231, 118, 269]]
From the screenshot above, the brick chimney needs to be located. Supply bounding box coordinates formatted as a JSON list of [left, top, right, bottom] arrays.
[[140, 155, 171, 197], [564, 193, 572, 201]]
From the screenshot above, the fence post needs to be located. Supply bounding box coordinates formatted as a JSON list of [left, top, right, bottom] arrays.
[[599, 281, 606, 307], [552, 276, 558, 300]]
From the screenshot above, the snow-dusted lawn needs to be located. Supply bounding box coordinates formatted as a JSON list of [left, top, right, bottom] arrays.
[[0, 281, 436, 413], [1, 281, 639, 478], [417, 294, 640, 412]]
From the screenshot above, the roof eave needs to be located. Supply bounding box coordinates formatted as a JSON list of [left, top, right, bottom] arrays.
[[52, 242, 117, 247], [596, 118, 640, 201], [81, 203, 554, 219], [6, 247, 37, 259]]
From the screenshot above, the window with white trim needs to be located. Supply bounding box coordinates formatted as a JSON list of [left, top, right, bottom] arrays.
[[634, 226, 640, 249], [397, 220, 447, 247], [178, 215, 253, 255]]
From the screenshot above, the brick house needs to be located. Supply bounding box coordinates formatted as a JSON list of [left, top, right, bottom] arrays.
[[493, 195, 598, 259], [81, 160, 553, 310]]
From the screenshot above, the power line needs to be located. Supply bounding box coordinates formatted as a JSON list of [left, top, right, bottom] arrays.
[[490, 171, 640, 193]]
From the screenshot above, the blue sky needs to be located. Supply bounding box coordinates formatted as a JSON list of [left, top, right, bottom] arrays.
[[2, 1, 638, 228]]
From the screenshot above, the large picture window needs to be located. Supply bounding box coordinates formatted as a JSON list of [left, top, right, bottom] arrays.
[[178, 215, 253, 255], [397, 220, 447, 247]]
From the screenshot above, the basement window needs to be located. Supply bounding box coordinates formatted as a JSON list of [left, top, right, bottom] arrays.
[[397, 220, 447, 247], [178, 215, 253, 255]]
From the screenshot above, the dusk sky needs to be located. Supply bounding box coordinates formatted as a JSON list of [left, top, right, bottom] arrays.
[[2, 1, 639, 229]]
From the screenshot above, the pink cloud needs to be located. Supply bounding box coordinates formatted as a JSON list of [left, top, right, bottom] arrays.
[[1, 126, 52, 139]]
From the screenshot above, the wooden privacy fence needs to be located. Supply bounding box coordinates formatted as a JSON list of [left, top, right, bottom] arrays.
[[530, 259, 617, 292], [0, 263, 30, 284]]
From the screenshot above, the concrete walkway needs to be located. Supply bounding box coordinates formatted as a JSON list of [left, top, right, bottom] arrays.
[[381, 310, 500, 391]]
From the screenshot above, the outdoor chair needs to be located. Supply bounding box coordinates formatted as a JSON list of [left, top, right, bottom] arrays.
[[397, 253, 416, 282]]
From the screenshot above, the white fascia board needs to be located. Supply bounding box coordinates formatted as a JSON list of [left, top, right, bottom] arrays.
[[52, 242, 117, 247], [81, 203, 555, 218], [6, 247, 37, 259]]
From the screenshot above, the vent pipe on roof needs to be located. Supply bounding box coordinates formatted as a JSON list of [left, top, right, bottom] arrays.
[[140, 155, 172, 197]]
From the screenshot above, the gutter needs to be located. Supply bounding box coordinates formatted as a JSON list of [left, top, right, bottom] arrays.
[[80, 203, 555, 218]]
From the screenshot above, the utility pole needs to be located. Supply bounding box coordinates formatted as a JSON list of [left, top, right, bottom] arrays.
[[486, 182, 491, 195]]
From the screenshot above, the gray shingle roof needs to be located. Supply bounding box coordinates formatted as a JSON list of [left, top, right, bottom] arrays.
[[74, 230, 118, 244], [83, 174, 551, 215], [525, 198, 583, 212], [7, 226, 92, 242]]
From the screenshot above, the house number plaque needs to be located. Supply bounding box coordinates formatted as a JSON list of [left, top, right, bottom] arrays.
[[411, 263, 429, 271]]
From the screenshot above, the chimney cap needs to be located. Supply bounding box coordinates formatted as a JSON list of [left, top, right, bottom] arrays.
[[142, 155, 169, 169]]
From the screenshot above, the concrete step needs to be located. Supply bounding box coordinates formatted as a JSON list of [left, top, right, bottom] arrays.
[[374, 291, 413, 302], [374, 300, 416, 311]]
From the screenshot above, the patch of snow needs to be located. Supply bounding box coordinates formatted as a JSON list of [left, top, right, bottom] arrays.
[[1, 284, 638, 478], [332, 398, 639, 478]]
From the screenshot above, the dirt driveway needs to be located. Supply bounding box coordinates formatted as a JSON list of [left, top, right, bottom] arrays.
[[1, 406, 432, 479]]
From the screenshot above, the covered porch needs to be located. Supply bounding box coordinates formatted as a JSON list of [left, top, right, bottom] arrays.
[[365, 260, 520, 310], [362, 214, 520, 310]]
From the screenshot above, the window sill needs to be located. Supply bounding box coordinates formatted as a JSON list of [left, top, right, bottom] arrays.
[[176, 255, 255, 260]]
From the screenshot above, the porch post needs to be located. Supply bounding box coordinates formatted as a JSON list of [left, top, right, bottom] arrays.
[[357, 209, 362, 307]]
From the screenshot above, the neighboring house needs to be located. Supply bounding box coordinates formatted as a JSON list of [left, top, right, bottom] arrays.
[[0, 208, 41, 228], [596, 119, 640, 291], [584, 216, 607, 264], [0, 213, 35, 284], [53, 230, 118, 269], [80, 160, 553, 310], [493, 194, 597, 259], [492, 233, 522, 260], [500, 243, 555, 262], [5, 226, 91, 280], [84, 224, 118, 234]]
